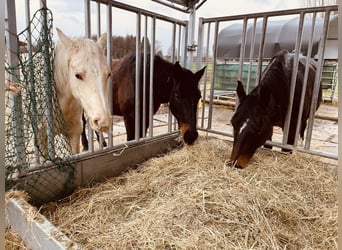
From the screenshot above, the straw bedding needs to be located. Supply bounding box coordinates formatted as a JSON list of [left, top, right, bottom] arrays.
[[38, 137, 337, 249]]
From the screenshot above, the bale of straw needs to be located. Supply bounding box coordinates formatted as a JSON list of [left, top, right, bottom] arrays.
[[41, 137, 337, 249]]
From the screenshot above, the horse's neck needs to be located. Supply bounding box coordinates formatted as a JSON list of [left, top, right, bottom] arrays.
[[154, 59, 174, 103], [54, 44, 72, 100], [54, 43, 78, 115]]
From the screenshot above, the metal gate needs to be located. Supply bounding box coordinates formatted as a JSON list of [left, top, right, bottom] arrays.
[[196, 5, 338, 160]]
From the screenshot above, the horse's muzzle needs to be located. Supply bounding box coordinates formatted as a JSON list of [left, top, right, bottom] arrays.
[[89, 116, 111, 132], [179, 123, 198, 145], [228, 155, 250, 169], [183, 130, 198, 145]]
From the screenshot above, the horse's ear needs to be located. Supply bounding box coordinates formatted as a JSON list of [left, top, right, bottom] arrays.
[[236, 80, 246, 102], [173, 61, 183, 78], [97, 33, 107, 51], [56, 28, 72, 48], [195, 66, 206, 83]]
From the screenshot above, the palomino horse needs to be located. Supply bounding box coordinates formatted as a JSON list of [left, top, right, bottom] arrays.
[[50, 28, 111, 154], [82, 52, 205, 149], [229, 49, 321, 168]]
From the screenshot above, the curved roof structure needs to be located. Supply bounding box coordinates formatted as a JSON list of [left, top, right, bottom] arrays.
[[217, 15, 338, 59]]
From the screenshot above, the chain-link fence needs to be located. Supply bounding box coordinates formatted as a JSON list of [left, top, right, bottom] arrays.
[[5, 8, 75, 205]]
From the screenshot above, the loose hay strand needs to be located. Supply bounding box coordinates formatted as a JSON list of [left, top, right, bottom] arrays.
[[40, 137, 337, 249]]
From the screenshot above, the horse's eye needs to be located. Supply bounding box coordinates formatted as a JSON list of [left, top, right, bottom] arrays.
[[107, 72, 111, 78], [75, 73, 83, 80]]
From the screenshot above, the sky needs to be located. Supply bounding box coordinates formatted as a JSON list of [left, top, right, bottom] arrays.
[[11, 0, 334, 54]]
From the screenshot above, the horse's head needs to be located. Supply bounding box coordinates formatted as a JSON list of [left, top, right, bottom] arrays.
[[230, 81, 273, 168], [169, 62, 206, 145], [55, 28, 111, 133]]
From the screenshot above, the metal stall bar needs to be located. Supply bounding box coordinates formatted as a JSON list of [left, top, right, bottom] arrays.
[[142, 15, 148, 138], [246, 18, 257, 94], [84, 0, 94, 152], [182, 21, 189, 67], [238, 17, 248, 81], [40, 0, 55, 159], [5, 0, 26, 166], [168, 22, 177, 133], [186, 6, 196, 69], [135, 12, 142, 141], [305, 9, 331, 150], [196, 17, 209, 129], [96, 1, 106, 150], [282, 12, 305, 146], [25, 0, 41, 164], [293, 12, 317, 147], [255, 16, 268, 86], [196, 18, 204, 72], [84, 0, 91, 38], [40, 0, 56, 160], [236, 17, 248, 110], [195, 17, 204, 130], [106, 0, 113, 147], [177, 23, 182, 61], [206, 21, 219, 130], [148, 16, 156, 138], [97, 0, 101, 36]]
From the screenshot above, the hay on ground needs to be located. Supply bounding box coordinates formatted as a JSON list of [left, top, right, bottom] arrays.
[[38, 137, 337, 249]]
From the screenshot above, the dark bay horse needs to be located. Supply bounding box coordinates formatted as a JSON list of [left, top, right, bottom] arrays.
[[82, 52, 206, 149], [229, 49, 322, 168]]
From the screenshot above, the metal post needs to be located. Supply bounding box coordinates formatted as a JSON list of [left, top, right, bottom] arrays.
[[25, 0, 41, 164], [246, 18, 257, 94], [238, 17, 248, 81], [5, 0, 26, 166], [293, 12, 317, 147], [97, 0, 101, 37], [84, 0, 94, 151], [84, 0, 91, 38], [201, 21, 211, 129], [186, 7, 196, 70], [282, 12, 305, 146], [305, 10, 330, 150], [207, 21, 219, 130], [181, 21, 188, 67], [168, 22, 177, 133], [40, 2, 56, 160], [135, 12, 141, 141], [149, 17, 156, 138], [255, 16, 268, 85], [106, 0, 113, 147], [142, 15, 148, 138]]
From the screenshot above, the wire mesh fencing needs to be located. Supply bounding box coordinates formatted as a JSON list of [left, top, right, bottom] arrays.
[[5, 8, 76, 205]]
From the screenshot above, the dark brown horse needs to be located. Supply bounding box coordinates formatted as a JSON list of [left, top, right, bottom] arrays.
[[229, 49, 321, 168], [82, 52, 206, 149]]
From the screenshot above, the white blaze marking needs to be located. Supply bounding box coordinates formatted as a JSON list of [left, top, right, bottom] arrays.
[[239, 118, 249, 134]]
